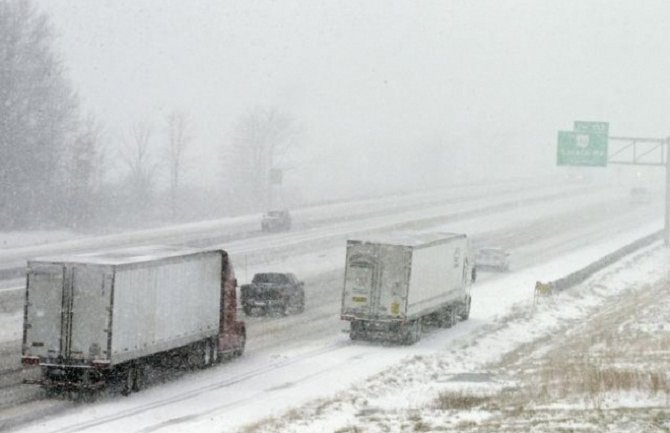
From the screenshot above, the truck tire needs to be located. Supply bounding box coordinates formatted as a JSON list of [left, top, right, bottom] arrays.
[[132, 364, 146, 392], [447, 308, 459, 327], [121, 366, 134, 396], [195, 340, 213, 369], [349, 321, 363, 340], [204, 339, 214, 366], [243, 305, 253, 316], [45, 386, 59, 398], [296, 296, 305, 314], [459, 296, 471, 321], [435, 308, 451, 328], [402, 319, 422, 345], [211, 339, 220, 364], [233, 332, 246, 357]]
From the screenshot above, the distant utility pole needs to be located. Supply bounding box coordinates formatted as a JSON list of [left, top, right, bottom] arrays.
[[557, 121, 670, 247]]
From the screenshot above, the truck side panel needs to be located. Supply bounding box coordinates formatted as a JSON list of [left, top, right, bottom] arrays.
[[110, 253, 221, 364], [406, 239, 465, 318]]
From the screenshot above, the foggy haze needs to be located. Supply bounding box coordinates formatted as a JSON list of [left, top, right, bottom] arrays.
[[29, 0, 670, 201], [3, 2, 670, 429]]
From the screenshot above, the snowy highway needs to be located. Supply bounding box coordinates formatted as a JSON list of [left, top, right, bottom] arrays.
[[5, 2, 670, 431], [0, 182, 663, 432], [0, 180, 561, 276]]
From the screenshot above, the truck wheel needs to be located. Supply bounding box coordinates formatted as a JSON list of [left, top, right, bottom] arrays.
[[447, 308, 459, 327], [459, 296, 472, 321], [78, 389, 98, 403], [211, 340, 220, 364], [349, 321, 363, 340], [204, 340, 214, 366], [196, 340, 213, 368], [233, 332, 246, 357], [132, 364, 146, 392], [243, 305, 253, 316], [121, 366, 134, 396], [44, 386, 59, 398], [436, 309, 449, 328], [297, 297, 305, 314], [402, 320, 422, 345]]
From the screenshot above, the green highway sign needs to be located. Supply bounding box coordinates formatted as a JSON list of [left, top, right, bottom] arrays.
[[574, 121, 609, 135], [557, 130, 608, 167]]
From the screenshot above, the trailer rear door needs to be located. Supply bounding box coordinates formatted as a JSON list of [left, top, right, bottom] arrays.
[[343, 243, 410, 318], [343, 244, 379, 316], [24, 263, 65, 359]]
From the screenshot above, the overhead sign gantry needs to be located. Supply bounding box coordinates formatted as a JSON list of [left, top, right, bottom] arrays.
[[556, 121, 670, 246]]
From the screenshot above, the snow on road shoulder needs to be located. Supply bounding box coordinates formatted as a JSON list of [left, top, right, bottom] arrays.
[[239, 244, 670, 433]]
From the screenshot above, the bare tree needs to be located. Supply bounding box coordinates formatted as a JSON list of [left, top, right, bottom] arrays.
[[60, 115, 105, 227], [119, 122, 157, 205], [224, 107, 300, 209], [165, 110, 192, 219]]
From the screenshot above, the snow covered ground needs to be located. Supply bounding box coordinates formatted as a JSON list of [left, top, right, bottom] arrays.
[[234, 246, 670, 433], [9, 222, 668, 433]]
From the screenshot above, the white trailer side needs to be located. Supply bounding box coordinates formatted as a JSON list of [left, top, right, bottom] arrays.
[[23, 246, 222, 367], [406, 236, 470, 318], [110, 253, 221, 364]]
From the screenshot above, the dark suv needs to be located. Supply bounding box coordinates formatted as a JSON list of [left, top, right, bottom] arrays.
[[240, 272, 305, 316], [261, 209, 292, 232]]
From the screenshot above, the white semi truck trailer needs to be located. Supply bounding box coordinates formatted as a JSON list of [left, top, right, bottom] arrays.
[[341, 232, 475, 344], [21, 246, 245, 395]]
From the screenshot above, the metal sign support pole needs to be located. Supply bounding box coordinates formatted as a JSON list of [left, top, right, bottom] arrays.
[[666, 138, 670, 247]]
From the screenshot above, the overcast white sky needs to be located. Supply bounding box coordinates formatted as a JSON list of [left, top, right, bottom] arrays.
[[35, 0, 670, 195]]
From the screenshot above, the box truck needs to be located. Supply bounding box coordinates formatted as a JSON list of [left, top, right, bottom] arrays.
[[21, 246, 245, 395], [341, 232, 475, 344]]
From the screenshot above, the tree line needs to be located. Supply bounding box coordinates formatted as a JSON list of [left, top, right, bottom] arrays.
[[0, 0, 298, 231]]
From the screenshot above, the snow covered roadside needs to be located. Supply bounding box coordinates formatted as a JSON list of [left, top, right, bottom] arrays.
[[239, 244, 670, 433]]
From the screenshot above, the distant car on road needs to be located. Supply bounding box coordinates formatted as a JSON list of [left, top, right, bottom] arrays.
[[261, 209, 292, 232], [629, 187, 652, 205], [475, 247, 510, 272], [241, 272, 305, 316]]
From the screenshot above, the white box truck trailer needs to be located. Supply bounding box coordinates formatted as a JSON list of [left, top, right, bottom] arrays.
[[341, 232, 475, 344], [21, 246, 245, 395]]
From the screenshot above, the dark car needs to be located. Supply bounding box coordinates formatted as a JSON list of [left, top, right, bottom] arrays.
[[240, 272, 305, 316], [261, 209, 292, 232]]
